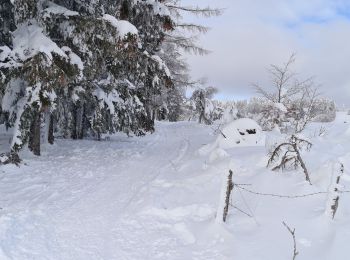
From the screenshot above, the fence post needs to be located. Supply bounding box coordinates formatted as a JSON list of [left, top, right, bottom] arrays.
[[216, 170, 234, 223], [326, 162, 344, 219]]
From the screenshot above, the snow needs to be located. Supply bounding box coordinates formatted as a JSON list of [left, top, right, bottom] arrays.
[[199, 118, 265, 157], [102, 14, 138, 39], [0, 46, 11, 61], [274, 102, 288, 112], [218, 118, 264, 149], [1, 114, 350, 259], [150, 54, 171, 77], [43, 2, 79, 18], [61, 46, 84, 79], [144, 0, 171, 16], [12, 23, 67, 62], [0, 46, 19, 68], [93, 87, 123, 114]]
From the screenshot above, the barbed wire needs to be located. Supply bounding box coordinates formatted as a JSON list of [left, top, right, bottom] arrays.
[[234, 183, 350, 199], [230, 203, 253, 218]]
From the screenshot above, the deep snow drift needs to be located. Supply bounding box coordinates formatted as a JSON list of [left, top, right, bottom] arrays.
[[0, 113, 350, 259]]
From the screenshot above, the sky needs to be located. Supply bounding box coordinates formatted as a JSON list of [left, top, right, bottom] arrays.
[[184, 0, 350, 106]]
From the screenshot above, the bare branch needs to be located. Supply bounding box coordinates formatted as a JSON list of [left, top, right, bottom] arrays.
[[283, 221, 299, 260], [176, 23, 210, 33], [166, 5, 224, 17]]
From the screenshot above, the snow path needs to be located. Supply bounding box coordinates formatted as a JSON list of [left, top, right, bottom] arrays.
[[0, 122, 224, 259]]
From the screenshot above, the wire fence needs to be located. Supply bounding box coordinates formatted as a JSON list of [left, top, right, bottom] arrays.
[[233, 182, 350, 199]]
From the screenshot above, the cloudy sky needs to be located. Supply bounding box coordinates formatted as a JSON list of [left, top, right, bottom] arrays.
[[185, 0, 350, 106]]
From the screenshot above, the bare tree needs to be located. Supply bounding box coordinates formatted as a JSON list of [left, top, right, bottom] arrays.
[[289, 84, 321, 133], [253, 53, 321, 133], [253, 53, 302, 104], [267, 135, 312, 184]]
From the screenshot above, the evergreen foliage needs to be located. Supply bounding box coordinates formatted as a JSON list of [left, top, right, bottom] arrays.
[[0, 0, 218, 157]]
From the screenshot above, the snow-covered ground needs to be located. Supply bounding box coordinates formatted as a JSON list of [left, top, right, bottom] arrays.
[[1, 113, 350, 259]]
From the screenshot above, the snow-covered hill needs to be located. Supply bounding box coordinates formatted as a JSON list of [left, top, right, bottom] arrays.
[[1, 113, 350, 259]]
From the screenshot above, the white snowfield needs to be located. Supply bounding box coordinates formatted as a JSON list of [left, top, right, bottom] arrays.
[[1, 113, 350, 259]]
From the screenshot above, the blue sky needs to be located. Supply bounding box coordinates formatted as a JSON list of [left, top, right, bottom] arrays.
[[184, 0, 350, 105]]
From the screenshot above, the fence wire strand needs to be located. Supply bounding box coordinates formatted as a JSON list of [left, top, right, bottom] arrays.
[[234, 183, 350, 199]]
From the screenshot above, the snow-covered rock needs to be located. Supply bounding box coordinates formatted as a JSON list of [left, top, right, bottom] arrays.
[[198, 118, 265, 161], [217, 118, 265, 149]]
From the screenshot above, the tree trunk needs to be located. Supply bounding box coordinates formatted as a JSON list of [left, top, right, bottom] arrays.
[[29, 111, 41, 156], [78, 103, 85, 139], [48, 113, 54, 145], [71, 103, 79, 140]]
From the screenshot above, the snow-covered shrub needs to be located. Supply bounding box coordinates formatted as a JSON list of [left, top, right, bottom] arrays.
[[189, 86, 219, 125], [311, 99, 336, 123], [257, 102, 288, 131], [221, 103, 238, 124], [267, 134, 312, 184], [235, 100, 249, 118]]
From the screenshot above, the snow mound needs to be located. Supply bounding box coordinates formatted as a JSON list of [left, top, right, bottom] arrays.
[[217, 118, 264, 149], [198, 118, 265, 160]]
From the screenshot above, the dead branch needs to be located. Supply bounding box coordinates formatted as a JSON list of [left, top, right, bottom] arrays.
[[283, 221, 299, 260], [165, 5, 223, 17]]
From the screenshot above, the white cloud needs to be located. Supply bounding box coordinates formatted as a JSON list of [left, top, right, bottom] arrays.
[[184, 0, 350, 105]]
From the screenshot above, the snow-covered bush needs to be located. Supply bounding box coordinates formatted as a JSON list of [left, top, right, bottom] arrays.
[[221, 103, 238, 124], [267, 134, 312, 184], [257, 102, 288, 131], [311, 99, 336, 123], [189, 86, 219, 125]]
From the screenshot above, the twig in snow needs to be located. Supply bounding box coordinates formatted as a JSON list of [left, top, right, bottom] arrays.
[[283, 221, 299, 260]]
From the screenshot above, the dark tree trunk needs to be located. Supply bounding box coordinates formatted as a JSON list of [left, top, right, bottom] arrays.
[[71, 103, 78, 139], [78, 103, 86, 139], [29, 111, 41, 156], [48, 113, 54, 145]]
